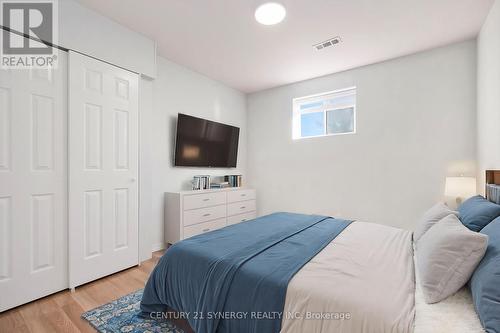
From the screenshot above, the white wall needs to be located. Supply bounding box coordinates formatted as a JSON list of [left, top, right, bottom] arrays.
[[247, 41, 477, 230], [477, 0, 500, 193], [59, 0, 156, 78], [150, 57, 247, 250]]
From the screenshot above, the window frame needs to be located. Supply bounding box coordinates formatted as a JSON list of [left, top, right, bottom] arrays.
[[292, 87, 357, 140]]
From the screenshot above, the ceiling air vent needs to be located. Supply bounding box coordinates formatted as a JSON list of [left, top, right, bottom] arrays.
[[313, 36, 342, 51]]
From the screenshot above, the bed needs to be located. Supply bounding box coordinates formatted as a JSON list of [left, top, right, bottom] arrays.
[[140, 173, 500, 333]]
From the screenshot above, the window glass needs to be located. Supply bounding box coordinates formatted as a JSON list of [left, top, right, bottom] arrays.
[[300, 112, 324, 137], [326, 107, 354, 134]]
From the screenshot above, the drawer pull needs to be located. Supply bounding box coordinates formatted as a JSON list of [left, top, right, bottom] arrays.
[[203, 198, 210, 202], [241, 194, 246, 197], [240, 206, 246, 209], [202, 228, 210, 232], [202, 213, 211, 217]]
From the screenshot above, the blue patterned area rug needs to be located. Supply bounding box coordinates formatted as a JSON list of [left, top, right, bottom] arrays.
[[81, 289, 184, 333]]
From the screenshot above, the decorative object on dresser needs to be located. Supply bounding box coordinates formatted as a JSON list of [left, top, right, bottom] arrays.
[[192, 175, 211, 190], [225, 175, 243, 187], [164, 188, 257, 244], [211, 181, 230, 189]]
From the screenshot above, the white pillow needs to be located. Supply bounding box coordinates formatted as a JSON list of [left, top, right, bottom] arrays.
[[413, 203, 457, 242], [416, 214, 488, 304]]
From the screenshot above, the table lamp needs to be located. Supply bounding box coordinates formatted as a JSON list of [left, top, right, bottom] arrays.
[[445, 176, 476, 207]]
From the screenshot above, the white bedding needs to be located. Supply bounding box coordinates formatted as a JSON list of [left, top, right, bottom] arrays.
[[280, 221, 485, 333], [281, 221, 415, 333], [414, 253, 484, 333]]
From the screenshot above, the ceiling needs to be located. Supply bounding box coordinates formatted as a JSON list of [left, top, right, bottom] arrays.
[[77, 0, 494, 93]]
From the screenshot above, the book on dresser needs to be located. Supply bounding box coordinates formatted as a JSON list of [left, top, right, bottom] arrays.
[[164, 188, 257, 244]]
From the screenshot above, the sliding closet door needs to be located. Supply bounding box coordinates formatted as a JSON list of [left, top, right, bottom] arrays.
[[0, 54, 68, 311], [68, 51, 139, 288]]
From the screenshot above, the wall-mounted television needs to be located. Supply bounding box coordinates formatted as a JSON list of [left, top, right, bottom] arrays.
[[174, 114, 240, 167]]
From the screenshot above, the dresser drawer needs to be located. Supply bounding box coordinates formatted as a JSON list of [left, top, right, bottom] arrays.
[[183, 218, 227, 239], [227, 200, 256, 216], [183, 191, 226, 210], [227, 211, 257, 225], [183, 205, 226, 227], [227, 189, 256, 203]]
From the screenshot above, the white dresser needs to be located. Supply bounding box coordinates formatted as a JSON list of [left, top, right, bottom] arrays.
[[164, 188, 257, 244]]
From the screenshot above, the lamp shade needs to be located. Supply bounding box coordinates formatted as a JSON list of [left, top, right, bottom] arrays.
[[445, 177, 476, 199]]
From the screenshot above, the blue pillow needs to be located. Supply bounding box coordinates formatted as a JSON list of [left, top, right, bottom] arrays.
[[470, 217, 500, 333], [459, 195, 500, 232]]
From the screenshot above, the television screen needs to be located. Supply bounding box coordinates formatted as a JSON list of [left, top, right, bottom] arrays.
[[174, 114, 240, 167]]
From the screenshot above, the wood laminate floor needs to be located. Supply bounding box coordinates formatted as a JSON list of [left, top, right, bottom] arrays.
[[0, 251, 165, 333]]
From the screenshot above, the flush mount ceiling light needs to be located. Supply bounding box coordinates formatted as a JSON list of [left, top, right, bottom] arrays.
[[255, 2, 286, 25]]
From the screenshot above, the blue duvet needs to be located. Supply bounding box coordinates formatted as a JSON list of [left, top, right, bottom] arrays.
[[141, 212, 352, 333]]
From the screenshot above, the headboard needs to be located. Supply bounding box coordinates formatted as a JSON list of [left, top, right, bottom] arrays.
[[486, 170, 500, 203]]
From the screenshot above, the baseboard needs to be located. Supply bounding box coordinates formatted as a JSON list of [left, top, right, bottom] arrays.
[[151, 242, 166, 252]]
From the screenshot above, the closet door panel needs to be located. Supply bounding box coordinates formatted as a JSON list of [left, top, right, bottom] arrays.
[[0, 197, 12, 282], [0, 87, 10, 171], [0, 54, 68, 312], [69, 51, 139, 288]]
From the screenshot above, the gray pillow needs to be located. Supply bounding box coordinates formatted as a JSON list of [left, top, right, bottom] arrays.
[[416, 214, 488, 304], [414, 202, 458, 243]]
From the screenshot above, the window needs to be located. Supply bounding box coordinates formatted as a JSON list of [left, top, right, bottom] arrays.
[[293, 87, 356, 139]]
